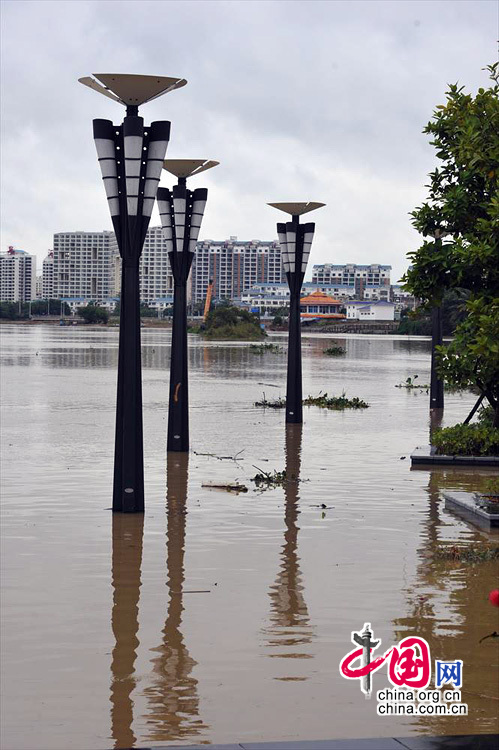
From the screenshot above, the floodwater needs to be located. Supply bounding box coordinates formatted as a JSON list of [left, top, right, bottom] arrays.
[[1, 324, 498, 750]]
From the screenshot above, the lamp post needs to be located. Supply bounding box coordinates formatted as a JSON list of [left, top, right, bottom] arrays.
[[157, 159, 218, 452], [80, 73, 186, 511], [268, 202, 325, 424], [428, 228, 448, 412]]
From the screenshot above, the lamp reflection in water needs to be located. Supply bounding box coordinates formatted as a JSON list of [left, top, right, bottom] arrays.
[[144, 453, 207, 742], [264, 424, 314, 676], [110, 513, 144, 748]]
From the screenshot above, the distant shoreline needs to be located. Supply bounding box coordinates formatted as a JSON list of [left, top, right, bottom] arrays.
[[0, 318, 412, 335]]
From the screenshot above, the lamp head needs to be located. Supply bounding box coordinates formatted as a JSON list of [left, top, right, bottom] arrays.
[[267, 202, 325, 217], [79, 73, 187, 109], [162, 159, 219, 181]]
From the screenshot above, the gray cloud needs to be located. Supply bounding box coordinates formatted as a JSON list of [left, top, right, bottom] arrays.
[[1, 0, 497, 282]]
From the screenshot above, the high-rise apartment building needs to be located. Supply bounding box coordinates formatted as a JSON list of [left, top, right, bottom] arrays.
[[0, 246, 36, 302], [191, 237, 283, 304], [312, 263, 391, 298], [139, 226, 174, 304], [53, 231, 117, 302], [109, 226, 174, 306], [42, 251, 54, 299]]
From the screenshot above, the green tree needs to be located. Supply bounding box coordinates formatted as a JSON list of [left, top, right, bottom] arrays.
[[204, 304, 265, 340], [77, 305, 109, 324], [0, 302, 24, 319], [30, 299, 70, 316], [403, 63, 499, 425]]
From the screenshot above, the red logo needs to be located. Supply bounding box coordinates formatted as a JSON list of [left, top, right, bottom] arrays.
[[339, 623, 431, 697]]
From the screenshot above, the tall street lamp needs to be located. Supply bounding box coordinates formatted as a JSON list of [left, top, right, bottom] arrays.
[[157, 159, 218, 452], [428, 228, 448, 412], [268, 202, 325, 424], [79, 73, 186, 511]]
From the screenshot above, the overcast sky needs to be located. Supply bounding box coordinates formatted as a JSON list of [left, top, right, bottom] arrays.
[[1, 0, 497, 282]]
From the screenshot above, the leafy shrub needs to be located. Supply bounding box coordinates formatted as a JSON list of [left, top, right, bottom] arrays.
[[478, 405, 495, 426], [433, 423, 499, 456]]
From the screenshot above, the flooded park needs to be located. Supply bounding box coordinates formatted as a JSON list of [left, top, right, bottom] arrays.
[[1, 324, 498, 749]]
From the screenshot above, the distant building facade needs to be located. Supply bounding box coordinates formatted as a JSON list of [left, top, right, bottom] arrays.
[[391, 284, 418, 312], [191, 237, 283, 304], [240, 282, 357, 314], [312, 263, 391, 299], [345, 300, 395, 321], [53, 231, 117, 303], [0, 246, 36, 302], [300, 290, 345, 320], [42, 251, 54, 299]]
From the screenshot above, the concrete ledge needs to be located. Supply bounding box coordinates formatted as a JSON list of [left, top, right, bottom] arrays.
[[134, 734, 499, 750], [411, 445, 499, 468], [443, 490, 499, 530]]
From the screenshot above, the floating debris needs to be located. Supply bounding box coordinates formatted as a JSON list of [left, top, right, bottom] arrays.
[[255, 394, 286, 409], [395, 375, 429, 391], [249, 343, 282, 354], [202, 482, 248, 493], [323, 346, 345, 356], [303, 392, 369, 410], [255, 391, 369, 410], [251, 468, 287, 490]]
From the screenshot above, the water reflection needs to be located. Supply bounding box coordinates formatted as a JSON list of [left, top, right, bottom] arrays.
[[393, 470, 499, 735], [110, 514, 144, 749], [144, 454, 207, 742], [429, 408, 444, 442], [264, 425, 314, 676]]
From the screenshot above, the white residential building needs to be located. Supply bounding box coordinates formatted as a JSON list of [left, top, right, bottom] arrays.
[[312, 263, 391, 298], [191, 237, 283, 304], [109, 226, 174, 308], [391, 284, 418, 312], [345, 300, 395, 321], [53, 231, 117, 303], [139, 226, 174, 305], [42, 251, 55, 299], [0, 247, 36, 302], [35, 276, 43, 299], [362, 285, 390, 302]]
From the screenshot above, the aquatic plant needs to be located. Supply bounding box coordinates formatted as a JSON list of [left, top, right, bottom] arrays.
[[323, 345, 345, 356], [303, 392, 369, 410], [249, 343, 282, 354]]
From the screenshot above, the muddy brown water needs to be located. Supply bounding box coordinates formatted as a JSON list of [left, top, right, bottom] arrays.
[[1, 325, 498, 749]]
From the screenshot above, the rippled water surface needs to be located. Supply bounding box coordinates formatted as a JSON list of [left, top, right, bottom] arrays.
[[1, 324, 498, 749]]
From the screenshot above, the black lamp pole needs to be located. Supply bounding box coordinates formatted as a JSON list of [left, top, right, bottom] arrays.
[[280, 217, 313, 424], [269, 202, 323, 425], [158, 164, 214, 452], [81, 74, 186, 511], [93, 113, 170, 511]]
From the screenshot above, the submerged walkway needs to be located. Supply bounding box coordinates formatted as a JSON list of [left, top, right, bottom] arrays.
[[134, 734, 498, 750]]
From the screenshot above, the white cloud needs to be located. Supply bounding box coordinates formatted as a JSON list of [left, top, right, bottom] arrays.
[[1, 0, 497, 282]]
